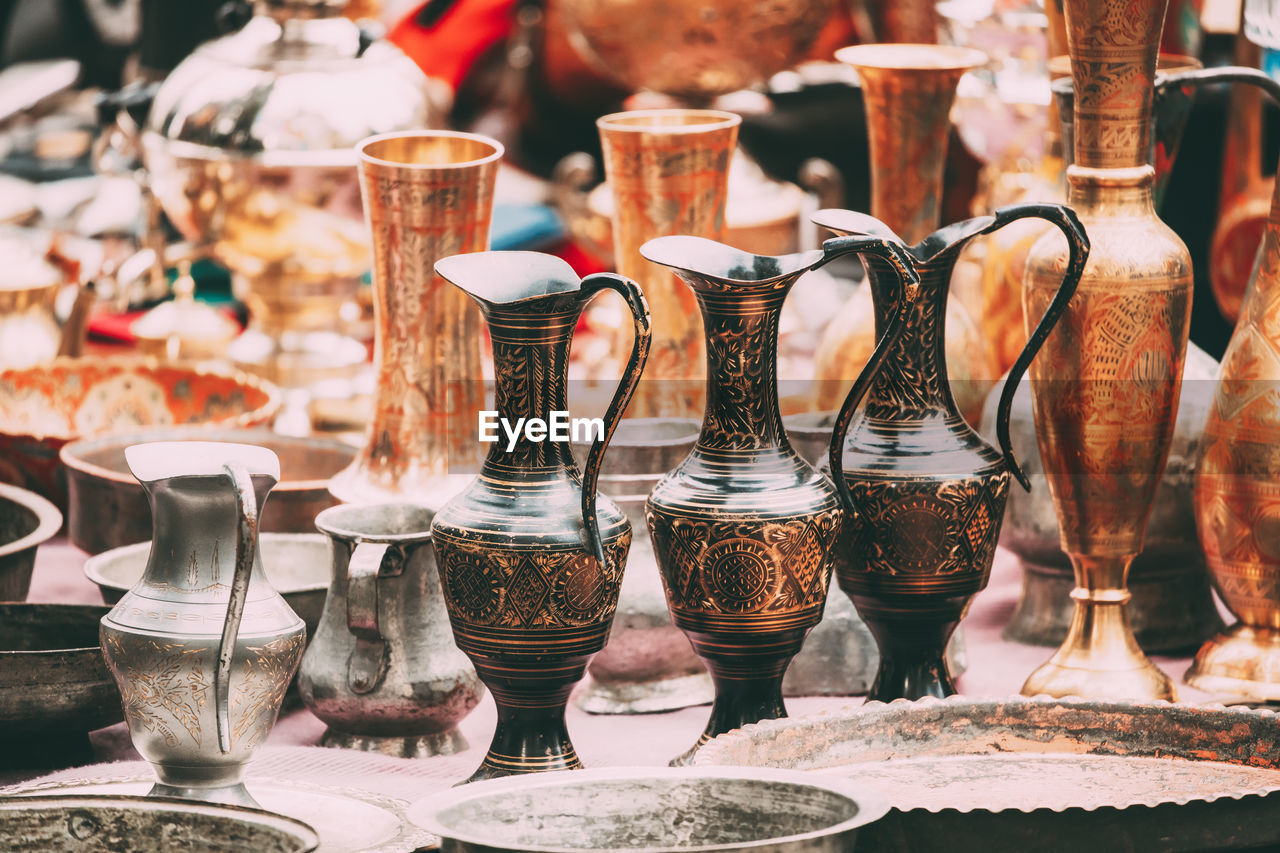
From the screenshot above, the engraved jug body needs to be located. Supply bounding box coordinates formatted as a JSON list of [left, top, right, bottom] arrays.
[[430, 251, 651, 782], [100, 441, 305, 805], [817, 204, 1088, 702]]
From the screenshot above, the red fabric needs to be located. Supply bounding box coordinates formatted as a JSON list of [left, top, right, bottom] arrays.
[[389, 0, 518, 89]]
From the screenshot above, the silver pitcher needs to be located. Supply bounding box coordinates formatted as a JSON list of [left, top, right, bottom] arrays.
[[100, 441, 306, 806], [299, 502, 481, 757]]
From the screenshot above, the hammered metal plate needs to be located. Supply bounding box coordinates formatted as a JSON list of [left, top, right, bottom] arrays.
[[2, 749, 443, 853], [693, 696, 1280, 852]]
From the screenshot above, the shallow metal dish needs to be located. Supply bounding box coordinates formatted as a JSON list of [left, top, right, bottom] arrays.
[[85, 534, 330, 640], [62, 428, 353, 554], [0, 794, 319, 852], [694, 696, 1280, 852], [0, 481, 61, 600], [408, 766, 887, 852], [0, 357, 281, 504], [0, 603, 122, 764]]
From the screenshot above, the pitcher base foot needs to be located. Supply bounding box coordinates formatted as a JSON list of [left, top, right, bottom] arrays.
[[320, 727, 468, 758]]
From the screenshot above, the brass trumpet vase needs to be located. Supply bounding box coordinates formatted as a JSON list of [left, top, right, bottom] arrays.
[[642, 233, 919, 763], [329, 131, 499, 508], [1021, 0, 1192, 701], [813, 44, 995, 425], [430, 252, 651, 782], [596, 109, 740, 419], [817, 204, 1089, 701]]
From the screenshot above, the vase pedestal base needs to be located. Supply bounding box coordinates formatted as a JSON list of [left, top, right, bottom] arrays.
[[1022, 598, 1176, 701], [1185, 625, 1280, 701]]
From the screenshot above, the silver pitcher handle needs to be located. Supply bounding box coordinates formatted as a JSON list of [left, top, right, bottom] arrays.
[[217, 462, 259, 755], [345, 541, 399, 694]]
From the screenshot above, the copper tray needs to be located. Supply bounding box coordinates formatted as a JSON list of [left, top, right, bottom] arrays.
[[693, 696, 1280, 852]]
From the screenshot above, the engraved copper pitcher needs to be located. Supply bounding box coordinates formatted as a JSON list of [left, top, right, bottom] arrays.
[[100, 441, 306, 805], [642, 233, 919, 763], [1021, 0, 1191, 701], [430, 251, 651, 782], [818, 204, 1088, 701]]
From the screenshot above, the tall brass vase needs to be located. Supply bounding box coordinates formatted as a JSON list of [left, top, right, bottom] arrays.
[[597, 109, 740, 419], [328, 132, 498, 507], [1021, 0, 1191, 700], [1189, 79, 1280, 700], [813, 45, 994, 425]]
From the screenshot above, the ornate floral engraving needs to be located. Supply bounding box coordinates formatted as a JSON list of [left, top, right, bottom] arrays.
[[102, 634, 210, 749]]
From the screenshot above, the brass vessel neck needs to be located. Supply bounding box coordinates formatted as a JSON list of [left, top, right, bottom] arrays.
[[1066, 164, 1156, 212], [1063, 0, 1167, 169], [482, 306, 581, 473], [693, 288, 788, 451], [864, 259, 957, 419]]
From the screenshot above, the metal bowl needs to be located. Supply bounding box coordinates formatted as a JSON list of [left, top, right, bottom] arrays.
[[0, 357, 281, 505], [0, 795, 318, 852], [85, 534, 330, 640], [0, 482, 61, 600], [0, 603, 122, 761], [62, 428, 354, 555], [409, 767, 887, 852]]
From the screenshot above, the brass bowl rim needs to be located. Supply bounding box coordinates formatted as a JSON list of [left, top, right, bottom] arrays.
[[834, 43, 988, 73], [0, 356, 283, 442], [60, 427, 354, 495], [314, 502, 435, 544], [0, 482, 62, 560], [410, 765, 889, 852], [356, 129, 505, 171], [596, 109, 743, 134], [0, 794, 320, 851]]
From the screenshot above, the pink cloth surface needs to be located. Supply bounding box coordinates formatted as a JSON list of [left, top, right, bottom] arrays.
[[10, 540, 1216, 787]]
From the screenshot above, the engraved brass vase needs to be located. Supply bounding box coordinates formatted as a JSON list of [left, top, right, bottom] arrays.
[[597, 109, 739, 419], [430, 252, 651, 782], [298, 502, 482, 757], [642, 233, 919, 763], [812, 44, 995, 426], [328, 132, 499, 508], [1021, 0, 1192, 701], [817, 204, 1088, 701], [1189, 81, 1280, 701], [100, 441, 306, 806]]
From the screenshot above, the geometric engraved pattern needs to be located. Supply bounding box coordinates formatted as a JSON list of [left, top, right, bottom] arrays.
[[646, 507, 841, 617], [436, 531, 630, 630]]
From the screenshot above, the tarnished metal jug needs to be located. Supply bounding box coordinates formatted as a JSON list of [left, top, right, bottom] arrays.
[[100, 441, 305, 806]]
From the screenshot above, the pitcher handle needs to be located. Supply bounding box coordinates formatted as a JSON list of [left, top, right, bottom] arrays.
[[346, 541, 400, 695], [818, 236, 922, 517], [577, 272, 653, 566], [989, 203, 1090, 491], [1154, 66, 1280, 107], [216, 462, 258, 755]]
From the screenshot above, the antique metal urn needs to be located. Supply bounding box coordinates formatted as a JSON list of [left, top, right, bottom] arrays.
[[143, 0, 435, 393]]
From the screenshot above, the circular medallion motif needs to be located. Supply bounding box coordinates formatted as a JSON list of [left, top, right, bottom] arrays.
[[700, 537, 781, 613], [443, 552, 502, 624], [551, 555, 615, 625], [883, 495, 952, 574]]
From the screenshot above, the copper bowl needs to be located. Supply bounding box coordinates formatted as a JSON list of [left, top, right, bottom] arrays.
[[0, 357, 282, 505], [61, 428, 354, 554], [0, 482, 61, 600]]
